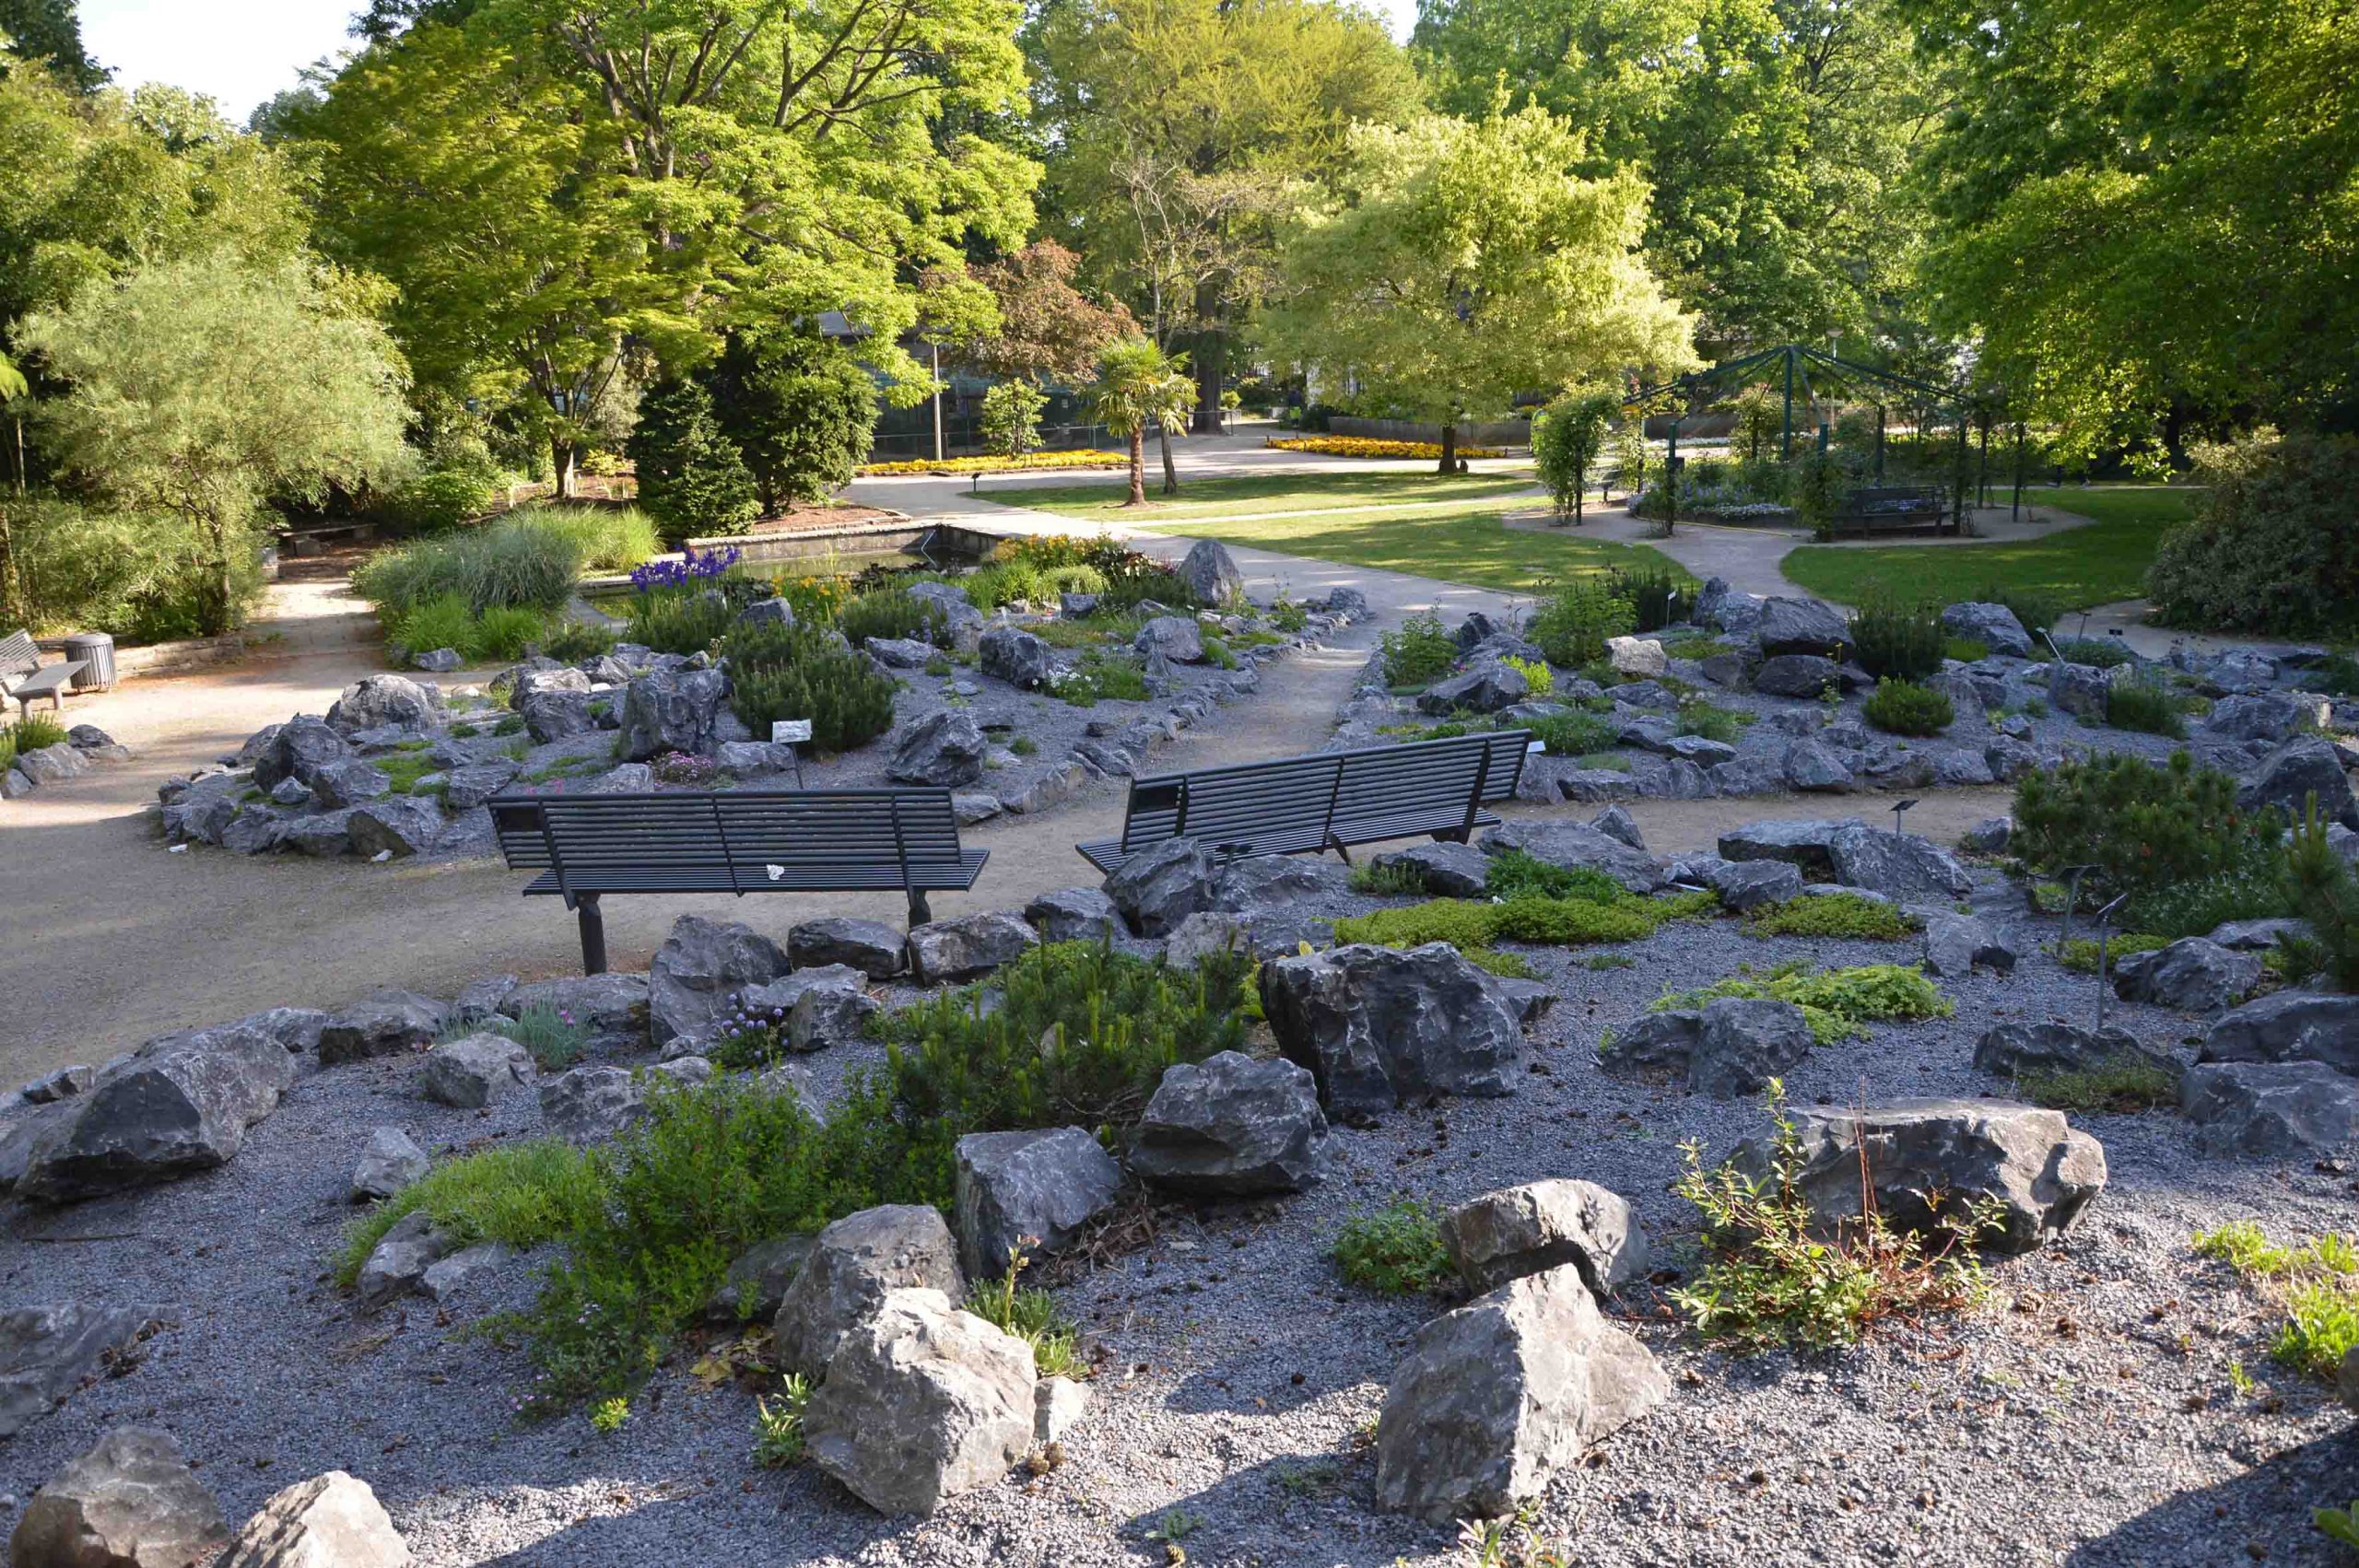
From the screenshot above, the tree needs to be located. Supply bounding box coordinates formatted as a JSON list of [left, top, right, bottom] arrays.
[[20, 254, 410, 634], [979, 380, 1049, 459], [1612, 419, 1649, 501], [0, 0, 103, 91], [628, 379, 759, 544], [1731, 383, 1780, 462], [1087, 341, 1197, 506], [945, 241, 1138, 386], [1532, 386, 1622, 524], [1262, 106, 1696, 474], [703, 332, 879, 511]]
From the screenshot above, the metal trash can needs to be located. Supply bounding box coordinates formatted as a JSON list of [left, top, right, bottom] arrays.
[[60, 631, 115, 692]]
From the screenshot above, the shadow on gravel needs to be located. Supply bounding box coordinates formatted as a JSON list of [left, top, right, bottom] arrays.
[[2067, 1424, 2359, 1566], [1122, 1449, 1449, 1568]]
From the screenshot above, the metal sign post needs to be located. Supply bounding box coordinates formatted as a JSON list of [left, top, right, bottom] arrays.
[[1889, 798, 1919, 838]]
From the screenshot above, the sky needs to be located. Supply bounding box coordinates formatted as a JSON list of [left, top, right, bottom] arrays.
[[76, 0, 1421, 123]]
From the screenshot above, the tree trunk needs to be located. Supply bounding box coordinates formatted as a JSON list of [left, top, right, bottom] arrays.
[[1125, 428, 1146, 507], [551, 435, 578, 502], [1573, 462, 1585, 526], [1190, 318, 1226, 435], [0, 499, 18, 628], [1438, 422, 1458, 476], [1157, 420, 1180, 497]]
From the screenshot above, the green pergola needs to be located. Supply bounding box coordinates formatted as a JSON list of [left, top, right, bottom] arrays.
[[1626, 344, 1983, 532]]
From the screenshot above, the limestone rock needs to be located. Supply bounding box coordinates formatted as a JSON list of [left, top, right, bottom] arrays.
[[318, 991, 446, 1064], [978, 626, 1056, 690], [217, 1470, 411, 1568], [1370, 841, 1492, 898], [0, 1303, 167, 1441], [1920, 913, 2018, 978], [886, 710, 988, 787], [648, 914, 788, 1047], [10, 1427, 228, 1568], [19, 1026, 295, 1203], [908, 911, 1039, 985], [346, 795, 444, 860], [1178, 539, 1244, 606], [2200, 991, 2359, 1076], [737, 965, 877, 1051], [2110, 937, 2261, 1012], [416, 1034, 532, 1109], [1705, 859, 1802, 912], [1417, 661, 1529, 715], [1103, 836, 1221, 936], [1133, 615, 1204, 664], [326, 673, 446, 734], [1755, 597, 1851, 659], [952, 1127, 1122, 1278], [616, 667, 729, 762], [1128, 1050, 1328, 1197], [350, 1127, 428, 1201], [1440, 1179, 1648, 1298], [1939, 602, 2032, 659], [2180, 1061, 2359, 1159], [2236, 736, 2358, 829], [1479, 818, 1661, 894], [353, 1211, 455, 1307], [773, 1205, 966, 1377], [1260, 942, 1525, 1113], [1022, 887, 1123, 944], [786, 917, 907, 979], [1973, 1021, 2175, 1081]]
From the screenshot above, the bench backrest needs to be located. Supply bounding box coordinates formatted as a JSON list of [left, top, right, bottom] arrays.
[[0, 630, 40, 680], [1116, 731, 1530, 860], [487, 789, 966, 885]]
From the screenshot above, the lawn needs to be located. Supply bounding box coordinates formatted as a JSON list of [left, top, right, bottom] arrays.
[[983, 470, 1534, 523], [1778, 485, 2201, 610]]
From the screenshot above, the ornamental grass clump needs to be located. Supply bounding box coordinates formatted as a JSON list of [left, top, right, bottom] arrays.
[[1848, 595, 1946, 681], [837, 587, 948, 647]]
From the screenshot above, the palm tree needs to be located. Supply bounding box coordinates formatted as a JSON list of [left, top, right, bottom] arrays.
[[1087, 340, 1197, 506]]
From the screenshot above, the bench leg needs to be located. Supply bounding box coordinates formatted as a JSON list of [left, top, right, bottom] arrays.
[[908, 890, 933, 926], [575, 895, 608, 976]]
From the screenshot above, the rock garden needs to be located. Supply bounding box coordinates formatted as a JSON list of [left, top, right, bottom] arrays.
[[6, 719, 2359, 1564], [157, 537, 1367, 862], [1, 717, 130, 802]]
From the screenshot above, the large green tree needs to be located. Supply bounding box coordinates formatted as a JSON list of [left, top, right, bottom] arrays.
[[1262, 105, 1696, 471], [0, 0, 102, 91]]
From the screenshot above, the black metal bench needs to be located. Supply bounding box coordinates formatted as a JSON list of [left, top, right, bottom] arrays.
[[1824, 486, 1952, 538], [1076, 731, 1532, 875], [486, 789, 989, 972], [1, 630, 85, 716]]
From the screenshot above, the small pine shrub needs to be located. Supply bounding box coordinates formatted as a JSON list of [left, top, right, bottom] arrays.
[[838, 588, 948, 648], [724, 621, 897, 754], [2282, 802, 2359, 991], [2013, 751, 2283, 906], [1522, 711, 1620, 756], [1743, 894, 1918, 941], [1332, 1200, 1452, 1294], [542, 621, 619, 662], [628, 589, 736, 655], [1528, 580, 1635, 667], [1863, 678, 1954, 737], [1379, 613, 1457, 688], [2104, 677, 2186, 737], [1848, 595, 1944, 680], [1606, 564, 1685, 632]]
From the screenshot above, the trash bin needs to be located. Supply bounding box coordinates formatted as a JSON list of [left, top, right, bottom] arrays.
[[61, 631, 114, 692]]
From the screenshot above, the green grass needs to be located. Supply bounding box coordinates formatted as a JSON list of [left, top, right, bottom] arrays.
[[1778, 486, 2201, 611], [2192, 1223, 2359, 1383], [985, 471, 1533, 522]]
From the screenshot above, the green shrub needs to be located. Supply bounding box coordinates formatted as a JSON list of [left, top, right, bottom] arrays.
[[2125, 870, 2290, 939], [1862, 678, 1954, 736], [1606, 564, 1685, 633], [1379, 613, 1457, 688], [961, 560, 1055, 612], [1743, 894, 1918, 941], [630, 378, 761, 544], [1522, 711, 1620, 756], [2101, 677, 2185, 738], [2148, 431, 2359, 638], [1849, 596, 1945, 680], [627, 589, 737, 656], [2057, 932, 2169, 973], [473, 605, 547, 661], [1055, 650, 1151, 706], [1528, 580, 1635, 667], [542, 621, 619, 661], [1484, 848, 1628, 904], [1652, 961, 1950, 1046], [1348, 860, 1430, 897], [2050, 636, 2136, 669], [723, 620, 897, 754], [336, 1140, 604, 1285], [2282, 802, 2359, 992], [707, 329, 876, 510], [1503, 655, 1553, 697], [2019, 1057, 2180, 1112], [393, 457, 499, 531], [3, 712, 69, 766], [1332, 1201, 1452, 1294], [1673, 697, 1750, 743], [2192, 1223, 2359, 1383], [392, 592, 475, 659], [2013, 751, 2283, 906], [837, 588, 948, 648], [1671, 1084, 1993, 1350], [512, 503, 663, 571]]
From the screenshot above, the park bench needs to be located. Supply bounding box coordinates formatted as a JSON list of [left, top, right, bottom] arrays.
[[1822, 485, 1952, 538], [1, 630, 85, 716], [486, 788, 989, 973], [276, 521, 377, 556], [1076, 730, 1532, 876]]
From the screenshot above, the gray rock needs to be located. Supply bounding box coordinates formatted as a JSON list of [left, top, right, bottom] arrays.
[[737, 965, 877, 1050], [1694, 577, 1765, 634], [2180, 1061, 2359, 1159], [1960, 815, 2013, 854], [277, 809, 355, 859], [2199, 990, 2359, 1076], [1133, 614, 1205, 664], [1034, 1376, 1090, 1445], [2207, 917, 2309, 952], [518, 688, 594, 743], [1718, 816, 1852, 874], [306, 755, 390, 811], [977, 626, 1056, 690], [952, 1127, 1122, 1278], [1583, 804, 1645, 852], [319, 990, 447, 1064], [1162, 910, 1246, 969], [1555, 767, 1637, 802], [1440, 1179, 1648, 1297], [1417, 660, 1529, 715], [10, 1427, 228, 1568], [440, 760, 522, 812], [2111, 937, 2261, 1012], [1261, 942, 1526, 1113], [1604, 1000, 1811, 1099], [538, 1065, 652, 1142], [350, 1127, 428, 1201], [737, 595, 796, 628], [419, 1241, 511, 1302], [865, 636, 938, 670], [505, 663, 584, 708], [13, 742, 87, 786], [1972, 1021, 2175, 1080], [219, 808, 288, 856], [19, 1065, 93, 1105], [1103, 836, 1221, 936], [1983, 736, 2044, 781], [1602, 636, 1668, 680], [0, 1304, 167, 1441], [1826, 822, 1973, 900], [803, 1288, 1036, 1516], [905, 580, 985, 638], [353, 1211, 455, 1307], [886, 710, 988, 787], [1729, 1098, 2107, 1255], [1023, 887, 1123, 944], [706, 1235, 818, 1325], [1177, 539, 1245, 606], [617, 667, 729, 762], [1782, 738, 1854, 791], [908, 911, 1039, 985], [2206, 692, 2330, 743], [787, 917, 907, 979], [410, 646, 464, 673], [2042, 661, 2110, 720], [216, 1470, 411, 1568], [0, 1099, 74, 1197], [346, 795, 444, 859], [326, 673, 446, 734], [2, 764, 34, 798], [1755, 597, 1851, 659], [417, 1033, 532, 1108], [501, 972, 647, 1047], [1128, 1050, 1328, 1197], [1374, 1265, 1668, 1521], [1921, 913, 2018, 978], [1209, 853, 1342, 911], [2237, 735, 2359, 829], [1479, 819, 1661, 894], [1319, 586, 1371, 619], [950, 791, 1002, 825], [648, 914, 788, 1047], [1370, 840, 1493, 898], [19, 1026, 296, 1202], [773, 1205, 965, 1377], [1056, 592, 1100, 619], [1939, 602, 2031, 658], [1705, 859, 1802, 912], [252, 715, 350, 791]]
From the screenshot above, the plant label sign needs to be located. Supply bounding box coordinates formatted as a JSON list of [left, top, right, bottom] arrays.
[[771, 720, 813, 744]]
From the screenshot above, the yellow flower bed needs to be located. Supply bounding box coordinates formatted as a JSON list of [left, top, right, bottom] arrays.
[[1264, 435, 1508, 460], [859, 450, 1130, 476]]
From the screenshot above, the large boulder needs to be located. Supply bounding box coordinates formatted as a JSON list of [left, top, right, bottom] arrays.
[[2181, 1061, 2359, 1159], [2110, 937, 2261, 1012], [978, 626, 1056, 690], [307, 756, 390, 811], [1103, 836, 1221, 936], [438, 760, 522, 813], [1418, 661, 1529, 715], [217, 1470, 411, 1568], [318, 990, 446, 1064], [648, 915, 788, 1047], [346, 796, 445, 860], [617, 667, 730, 762], [1755, 597, 1851, 659], [251, 716, 351, 793], [803, 1289, 1038, 1516], [518, 688, 594, 744], [1478, 819, 1661, 894], [0, 1304, 167, 1440], [9, 1427, 228, 1568], [736, 965, 877, 1051], [539, 1065, 653, 1142], [1717, 817, 1852, 875], [2236, 736, 2359, 829], [2199, 991, 2359, 1076], [1177, 539, 1245, 606], [1260, 942, 1526, 1114], [786, 917, 907, 979], [1602, 998, 1813, 1100], [19, 1026, 296, 1202], [1127, 1050, 1328, 1197], [773, 1205, 966, 1376], [1373, 1266, 1668, 1521], [887, 710, 988, 787], [906, 581, 985, 642], [1973, 1021, 2175, 1080], [1694, 577, 1764, 634], [417, 1034, 533, 1109], [1207, 853, 1341, 912], [1780, 737, 1854, 791], [1023, 887, 1124, 944], [2047, 661, 2112, 720], [2206, 693, 2330, 744], [1940, 602, 2032, 658], [1133, 615, 1205, 664], [1730, 1099, 2107, 1255], [326, 674, 445, 734], [1824, 822, 1972, 900], [1920, 913, 2018, 979], [1705, 858, 1803, 912], [1439, 1180, 1648, 1298], [951, 1127, 1122, 1279], [908, 912, 1040, 985], [502, 973, 648, 1049], [1370, 841, 1494, 899], [1750, 654, 1848, 700]]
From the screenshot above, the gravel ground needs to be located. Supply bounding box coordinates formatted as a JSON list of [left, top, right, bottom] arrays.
[[4, 848, 2353, 1567]]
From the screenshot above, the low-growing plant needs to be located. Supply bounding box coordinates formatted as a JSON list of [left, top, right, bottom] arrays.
[[542, 621, 618, 662], [2105, 677, 2187, 738], [2192, 1223, 2359, 1383], [1528, 580, 1635, 667], [1055, 651, 1152, 707], [752, 1372, 815, 1466], [1653, 961, 1951, 1045], [335, 1140, 603, 1283], [1483, 848, 1628, 905], [591, 1396, 629, 1433], [1521, 711, 1621, 756], [2316, 1498, 2359, 1552], [627, 588, 736, 655], [1379, 613, 1457, 688], [2019, 1057, 2180, 1112], [1743, 894, 1919, 941], [2050, 635, 2136, 669], [493, 1001, 592, 1071], [2056, 932, 2170, 973], [838, 588, 948, 648], [1863, 678, 1954, 737], [1332, 895, 1657, 952], [1943, 637, 1989, 664], [1201, 632, 1238, 670], [1503, 654, 1553, 697], [2126, 871, 2291, 941], [963, 1241, 1083, 1377], [1347, 860, 1431, 897], [1848, 595, 1944, 681], [1672, 697, 1751, 743], [1008, 735, 1039, 757], [1332, 1200, 1452, 1294], [1269, 597, 1309, 634]]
